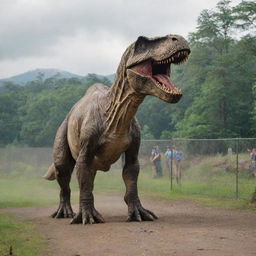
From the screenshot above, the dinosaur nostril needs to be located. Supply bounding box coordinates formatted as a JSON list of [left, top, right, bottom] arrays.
[[172, 37, 178, 41]]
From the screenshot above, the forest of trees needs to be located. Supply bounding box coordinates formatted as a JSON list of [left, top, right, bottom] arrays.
[[0, 0, 255, 146]]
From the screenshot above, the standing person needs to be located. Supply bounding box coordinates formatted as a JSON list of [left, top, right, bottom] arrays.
[[250, 148, 256, 176], [174, 149, 184, 184], [150, 146, 163, 178], [165, 147, 172, 172], [150, 147, 157, 176]]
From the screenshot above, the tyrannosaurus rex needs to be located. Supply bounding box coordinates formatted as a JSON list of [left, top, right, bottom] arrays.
[[44, 34, 190, 224]]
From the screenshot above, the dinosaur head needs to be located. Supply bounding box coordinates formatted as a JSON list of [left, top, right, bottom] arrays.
[[125, 34, 190, 103]]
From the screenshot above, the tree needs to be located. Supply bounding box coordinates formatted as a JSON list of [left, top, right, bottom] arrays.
[[141, 125, 155, 139], [0, 84, 25, 145], [174, 0, 256, 139], [233, 1, 256, 33]]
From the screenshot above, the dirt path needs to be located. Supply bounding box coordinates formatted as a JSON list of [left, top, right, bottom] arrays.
[[2, 194, 256, 256]]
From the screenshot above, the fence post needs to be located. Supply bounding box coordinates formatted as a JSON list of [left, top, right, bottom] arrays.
[[170, 139, 173, 191], [236, 138, 239, 199]]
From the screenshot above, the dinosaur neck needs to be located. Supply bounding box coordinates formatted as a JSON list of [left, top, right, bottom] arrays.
[[105, 75, 145, 135]]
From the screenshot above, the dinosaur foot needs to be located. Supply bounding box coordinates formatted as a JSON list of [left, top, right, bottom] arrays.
[[127, 201, 158, 222], [51, 201, 75, 219], [70, 207, 105, 225]]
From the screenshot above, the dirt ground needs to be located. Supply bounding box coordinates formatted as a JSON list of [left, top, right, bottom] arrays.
[[2, 194, 256, 256]]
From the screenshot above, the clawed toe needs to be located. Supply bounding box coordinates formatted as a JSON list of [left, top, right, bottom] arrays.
[[127, 203, 158, 222], [70, 208, 105, 225], [51, 202, 75, 219]]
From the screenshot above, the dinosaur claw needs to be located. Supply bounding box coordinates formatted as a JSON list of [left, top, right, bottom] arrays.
[[127, 200, 157, 222], [51, 198, 74, 219], [70, 212, 82, 224], [70, 207, 104, 225]]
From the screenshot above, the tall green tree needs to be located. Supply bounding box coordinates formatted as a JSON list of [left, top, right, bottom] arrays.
[[173, 0, 256, 138]]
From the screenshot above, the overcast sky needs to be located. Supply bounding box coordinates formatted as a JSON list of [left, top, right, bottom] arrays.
[[0, 0, 240, 79]]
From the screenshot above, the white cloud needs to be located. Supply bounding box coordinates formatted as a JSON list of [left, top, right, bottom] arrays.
[[0, 0, 227, 78]]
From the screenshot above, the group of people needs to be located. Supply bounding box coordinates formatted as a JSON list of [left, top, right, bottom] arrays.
[[150, 146, 184, 183]]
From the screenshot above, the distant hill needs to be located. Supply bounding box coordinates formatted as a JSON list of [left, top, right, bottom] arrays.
[[0, 68, 83, 86], [0, 69, 115, 87]]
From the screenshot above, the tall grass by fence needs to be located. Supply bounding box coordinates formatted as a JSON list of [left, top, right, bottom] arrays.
[[140, 138, 256, 200]]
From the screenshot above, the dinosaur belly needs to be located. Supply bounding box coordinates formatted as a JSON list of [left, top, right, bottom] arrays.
[[92, 136, 131, 171]]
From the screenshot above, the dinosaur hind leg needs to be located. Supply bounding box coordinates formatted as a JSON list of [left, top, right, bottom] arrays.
[[51, 119, 75, 219]]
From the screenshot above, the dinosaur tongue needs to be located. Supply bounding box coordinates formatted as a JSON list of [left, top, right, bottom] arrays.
[[153, 74, 176, 90]]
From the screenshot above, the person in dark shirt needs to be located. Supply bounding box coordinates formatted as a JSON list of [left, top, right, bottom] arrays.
[[150, 146, 163, 178]]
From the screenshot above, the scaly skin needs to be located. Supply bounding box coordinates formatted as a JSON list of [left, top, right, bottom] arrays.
[[44, 34, 190, 224]]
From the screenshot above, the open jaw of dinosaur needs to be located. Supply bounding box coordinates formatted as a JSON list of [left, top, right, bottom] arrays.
[[130, 49, 190, 97]]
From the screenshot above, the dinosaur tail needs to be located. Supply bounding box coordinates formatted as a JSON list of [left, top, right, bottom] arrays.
[[43, 163, 56, 181]]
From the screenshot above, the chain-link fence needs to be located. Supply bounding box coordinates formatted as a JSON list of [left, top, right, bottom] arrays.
[[0, 138, 255, 201], [140, 138, 256, 200]]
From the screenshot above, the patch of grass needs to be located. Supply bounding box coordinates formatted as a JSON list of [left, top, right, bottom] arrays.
[[0, 174, 79, 208], [94, 169, 256, 210], [94, 170, 124, 192], [0, 213, 46, 256]]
